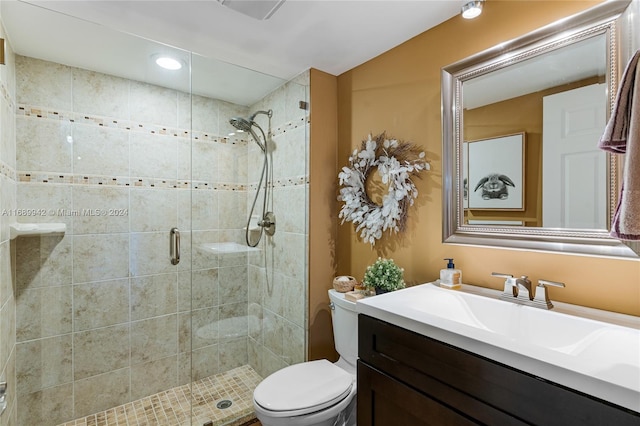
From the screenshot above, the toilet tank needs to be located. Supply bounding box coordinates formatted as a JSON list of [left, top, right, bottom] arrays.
[[328, 289, 358, 367]]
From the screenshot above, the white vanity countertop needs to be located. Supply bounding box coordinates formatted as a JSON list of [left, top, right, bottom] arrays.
[[356, 282, 640, 413]]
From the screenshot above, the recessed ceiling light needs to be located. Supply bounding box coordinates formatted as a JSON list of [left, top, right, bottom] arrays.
[[461, 0, 484, 19], [155, 56, 182, 70]]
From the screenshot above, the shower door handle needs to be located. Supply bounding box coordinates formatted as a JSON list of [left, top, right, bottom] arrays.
[[0, 380, 7, 416], [170, 227, 180, 265]]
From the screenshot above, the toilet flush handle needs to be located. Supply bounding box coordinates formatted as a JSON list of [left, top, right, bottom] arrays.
[[329, 302, 335, 310]]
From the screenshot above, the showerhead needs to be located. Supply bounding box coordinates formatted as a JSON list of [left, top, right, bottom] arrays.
[[229, 115, 266, 152], [229, 116, 253, 132]]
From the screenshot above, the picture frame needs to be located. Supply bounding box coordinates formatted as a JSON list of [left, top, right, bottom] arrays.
[[466, 133, 525, 211]]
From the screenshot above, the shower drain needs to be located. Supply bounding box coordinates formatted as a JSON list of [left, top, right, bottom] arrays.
[[216, 399, 233, 409]]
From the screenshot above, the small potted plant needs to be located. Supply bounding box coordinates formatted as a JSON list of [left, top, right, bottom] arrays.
[[363, 257, 405, 295]]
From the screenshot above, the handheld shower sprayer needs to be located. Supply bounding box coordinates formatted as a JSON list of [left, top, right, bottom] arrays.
[[228, 109, 275, 247]]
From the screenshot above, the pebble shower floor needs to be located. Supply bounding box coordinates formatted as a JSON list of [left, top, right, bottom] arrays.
[[57, 365, 263, 426]]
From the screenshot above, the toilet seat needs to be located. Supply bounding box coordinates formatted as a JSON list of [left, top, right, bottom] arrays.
[[253, 359, 354, 417]]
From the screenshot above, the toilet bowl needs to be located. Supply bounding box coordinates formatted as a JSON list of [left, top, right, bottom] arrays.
[[253, 290, 358, 426]]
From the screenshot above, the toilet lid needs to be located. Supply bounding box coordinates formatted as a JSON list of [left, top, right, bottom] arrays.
[[254, 360, 353, 413]]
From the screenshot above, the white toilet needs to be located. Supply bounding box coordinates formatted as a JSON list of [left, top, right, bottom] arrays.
[[253, 289, 358, 426]]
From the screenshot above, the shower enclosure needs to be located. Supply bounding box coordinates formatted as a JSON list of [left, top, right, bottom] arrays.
[[0, 2, 309, 425]]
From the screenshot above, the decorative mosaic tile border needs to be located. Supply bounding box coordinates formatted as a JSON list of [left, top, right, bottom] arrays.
[[276, 175, 309, 187], [247, 175, 309, 191], [271, 115, 309, 138], [17, 104, 310, 144], [17, 172, 309, 190], [17, 172, 247, 191], [17, 104, 245, 145]]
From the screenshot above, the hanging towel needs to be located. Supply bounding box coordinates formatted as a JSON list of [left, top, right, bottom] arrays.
[[599, 49, 640, 240]]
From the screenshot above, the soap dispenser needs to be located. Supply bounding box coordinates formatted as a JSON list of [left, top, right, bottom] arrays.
[[440, 258, 462, 289]]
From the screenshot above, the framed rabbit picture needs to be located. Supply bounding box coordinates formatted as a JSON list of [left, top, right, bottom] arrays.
[[466, 133, 525, 211]]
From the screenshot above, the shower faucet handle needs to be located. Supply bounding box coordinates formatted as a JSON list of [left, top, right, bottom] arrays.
[[259, 212, 276, 237], [258, 218, 273, 227]]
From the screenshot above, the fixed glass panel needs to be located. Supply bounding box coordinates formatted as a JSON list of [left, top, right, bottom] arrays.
[[189, 53, 309, 424]]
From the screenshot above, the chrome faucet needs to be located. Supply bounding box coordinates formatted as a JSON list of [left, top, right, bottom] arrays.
[[491, 273, 565, 309], [515, 275, 533, 301]]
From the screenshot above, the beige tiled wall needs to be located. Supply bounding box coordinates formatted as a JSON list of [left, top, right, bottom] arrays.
[[0, 15, 17, 426], [12, 55, 261, 425], [246, 71, 309, 378]]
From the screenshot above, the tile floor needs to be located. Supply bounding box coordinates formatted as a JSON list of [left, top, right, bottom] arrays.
[[58, 365, 263, 426]]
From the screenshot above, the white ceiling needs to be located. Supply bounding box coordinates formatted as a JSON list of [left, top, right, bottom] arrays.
[[3, 0, 463, 105]]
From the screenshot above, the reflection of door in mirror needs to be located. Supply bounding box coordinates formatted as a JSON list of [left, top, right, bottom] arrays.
[[542, 83, 607, 229]]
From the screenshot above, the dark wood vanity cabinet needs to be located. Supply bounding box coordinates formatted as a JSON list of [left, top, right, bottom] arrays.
[[357, 315, 640, 426]]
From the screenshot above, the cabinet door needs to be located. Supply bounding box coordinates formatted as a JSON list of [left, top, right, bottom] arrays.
[[357, 361, 478, 426], [359, 314, 640, 426]]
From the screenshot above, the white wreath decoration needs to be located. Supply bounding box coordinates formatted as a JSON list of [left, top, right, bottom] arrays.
[[338, 132, 429, 245]]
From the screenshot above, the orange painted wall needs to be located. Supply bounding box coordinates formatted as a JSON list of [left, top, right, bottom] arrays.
[[335, 1, 640, 316], [309, 69, 340, 361]]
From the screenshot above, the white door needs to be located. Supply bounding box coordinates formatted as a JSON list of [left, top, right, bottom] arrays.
[[542, 83, 607, 229]]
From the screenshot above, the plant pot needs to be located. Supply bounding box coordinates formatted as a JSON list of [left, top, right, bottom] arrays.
[[375, 288, 389, 295]]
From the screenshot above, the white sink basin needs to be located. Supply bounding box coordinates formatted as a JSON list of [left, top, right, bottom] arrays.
[[356, 282, 640, 412]]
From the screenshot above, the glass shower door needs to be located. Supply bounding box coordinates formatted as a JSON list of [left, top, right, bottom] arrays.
[[185, 54, 264, 425], [2, 2, 197, 424]]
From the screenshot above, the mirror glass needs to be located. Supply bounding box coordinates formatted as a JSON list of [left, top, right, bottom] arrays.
[[442, 1, 637, 258]]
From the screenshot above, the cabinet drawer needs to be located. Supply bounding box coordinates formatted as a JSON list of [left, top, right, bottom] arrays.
[[359, 314, 640, 426]]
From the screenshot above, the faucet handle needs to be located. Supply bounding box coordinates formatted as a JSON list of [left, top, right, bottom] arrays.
[[534, 279, 566, 309], [492, 272, 517, 298], [538, 279, 565, 288], [491, 272, 513, 279]]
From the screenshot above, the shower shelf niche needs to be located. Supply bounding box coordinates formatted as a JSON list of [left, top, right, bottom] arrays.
[[197, 242, 260, 255], [10, 222, 66, 239]]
